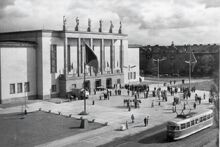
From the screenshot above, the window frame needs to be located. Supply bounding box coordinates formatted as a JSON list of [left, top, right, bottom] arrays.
[[51, 85, 57, 92], [10, 84, 15, 94], [17, 83, 23, 93], [24, 82, 30, 92], [50, 44, 57, 73]]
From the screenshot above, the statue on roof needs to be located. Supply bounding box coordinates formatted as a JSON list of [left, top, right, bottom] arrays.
[[87, 18, 91, 32], [75, 17, 79, 31], [109, 21, 114, 33], [63, 16, 67, 31], [99, 19, 103, 32], [118, 21, 122, 34]]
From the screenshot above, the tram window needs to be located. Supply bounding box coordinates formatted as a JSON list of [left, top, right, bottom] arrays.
[[207, 114, 210, 119], [181, 124, 186, 129], [187, 122, 190, 128], [210, 113, 213, 117], [203, 116, 207, 121], [200, 117, 203, 122], [191, 120, 195, 126], [195, 119, 198, 124], [176, 126, 180, 130]]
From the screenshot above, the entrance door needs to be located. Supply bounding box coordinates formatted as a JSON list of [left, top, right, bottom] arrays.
[[95, 79, 101, 88], [106, 78, 112, 89], [84, 80, 90, 90]]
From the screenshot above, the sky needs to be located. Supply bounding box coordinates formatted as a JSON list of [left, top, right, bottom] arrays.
[[0, 0, 220, 45]]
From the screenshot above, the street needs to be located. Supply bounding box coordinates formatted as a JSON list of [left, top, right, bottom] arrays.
[[102, 123, 218, 147]]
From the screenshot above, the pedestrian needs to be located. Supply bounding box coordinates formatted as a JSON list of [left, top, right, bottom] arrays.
[[127, 90, 130, 96], [92, 100, 95, 105], [144, 117, 147, 126], [183, 103, 186, 110], [126, 121, 128, 129], [131, 114, 134, 123], [151, 101, 154, 108], [203, 93, 206, 99], [193, 102, 196, 109]]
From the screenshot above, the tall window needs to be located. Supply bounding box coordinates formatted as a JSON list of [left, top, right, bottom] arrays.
[[10, 84, 15, 94], [24, 82, 30, 92], [67, 45, 71, 72], [17, 83, 23, 93], [133, 72, 136, 79], [51, 45, 57, 73], [52, 85, 56, 92]]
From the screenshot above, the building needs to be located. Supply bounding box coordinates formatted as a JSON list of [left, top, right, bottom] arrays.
[[139, 43, 219, 77], [124, 44, 140, 84], [0, 28, 128, 103]]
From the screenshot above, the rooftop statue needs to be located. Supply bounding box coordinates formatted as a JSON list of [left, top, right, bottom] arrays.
[[118, 21, 122, 34], [99, 19, 103, 32], [87, 18, 91, 32], [109, 21, 114, 33], [75, 17, 79, 31]]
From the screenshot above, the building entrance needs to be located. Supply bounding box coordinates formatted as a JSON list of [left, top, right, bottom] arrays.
[[84, 80, 90, 90], [95, 79, 101, 88], [106, 78, 112, 89]]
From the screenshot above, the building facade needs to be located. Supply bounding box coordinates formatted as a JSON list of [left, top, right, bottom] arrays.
[[0, 29, 128, 103]]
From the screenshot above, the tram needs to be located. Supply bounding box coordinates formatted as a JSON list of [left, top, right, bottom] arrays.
[[167, 109, 213, 140]]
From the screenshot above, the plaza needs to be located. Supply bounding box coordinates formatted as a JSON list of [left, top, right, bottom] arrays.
[[0, 78, 215, 147]]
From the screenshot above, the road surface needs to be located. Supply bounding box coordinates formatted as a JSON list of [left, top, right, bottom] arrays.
[[101, 123, 218, 147]]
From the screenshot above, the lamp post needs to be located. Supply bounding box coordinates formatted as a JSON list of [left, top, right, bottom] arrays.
[[153, 57, 166, 87]]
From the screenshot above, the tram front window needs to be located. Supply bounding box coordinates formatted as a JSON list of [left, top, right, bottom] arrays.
[[168, 125, 180, 131]]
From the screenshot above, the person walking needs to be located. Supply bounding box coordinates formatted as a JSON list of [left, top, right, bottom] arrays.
[[194, 102, 196, 109], [126, 121, 128, 129], [131, 114, 134, 123], [144, 117, 147, 126]]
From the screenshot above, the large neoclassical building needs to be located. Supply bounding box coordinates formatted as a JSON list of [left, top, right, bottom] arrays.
[[0, 22, 132, 103]]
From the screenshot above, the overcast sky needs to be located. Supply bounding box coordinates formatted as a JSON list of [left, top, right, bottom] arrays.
[[0, 0, 220, 45]]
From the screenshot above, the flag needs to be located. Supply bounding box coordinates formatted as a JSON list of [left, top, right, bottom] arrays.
[[85, 43, 98, 73]]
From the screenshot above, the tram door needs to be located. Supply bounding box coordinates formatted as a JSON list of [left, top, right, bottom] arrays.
[[106, 78, 112, 89]]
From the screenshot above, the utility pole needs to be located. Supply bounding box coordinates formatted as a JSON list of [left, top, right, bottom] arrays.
[[153, 57, 166, 87]]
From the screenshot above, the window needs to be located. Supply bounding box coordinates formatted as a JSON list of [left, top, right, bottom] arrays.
[[207, 114, 210, 119], [67, 45, 71, 72], [130, 72, 133, 79], [195, 119, 199, 124], [10, 84, 15, 94], [191, 120, 195, 126], [72, 84, 76, 89], [52, 85, 56, 92], [51, 45, 57, 73], [181, 124, 186, 129], [187, 122, 190, 128], [24, 82, 30, 92], [200, 117, 203, 122], [128, 73, 130, 80], [17, 83, 23, 93], [134, 72, 136, 79]]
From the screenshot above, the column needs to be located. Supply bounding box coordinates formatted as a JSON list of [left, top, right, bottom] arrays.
[[63, 34, 68, 77], [101, 39, 105, 74], [120, 40, 124, 73], [77, 38, 81, 77], [111, 39, 115, 74]]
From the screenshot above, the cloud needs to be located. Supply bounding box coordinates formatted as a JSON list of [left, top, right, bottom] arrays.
[[0, 0, 219, 45]]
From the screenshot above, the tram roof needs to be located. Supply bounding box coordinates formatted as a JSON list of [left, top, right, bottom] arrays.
[[168, 109, 213, 124]]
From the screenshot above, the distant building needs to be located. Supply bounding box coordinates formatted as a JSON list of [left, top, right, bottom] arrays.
[[139, 42, 219, 76], [124, 44, 141, 84], [0, 29, 128, 103]]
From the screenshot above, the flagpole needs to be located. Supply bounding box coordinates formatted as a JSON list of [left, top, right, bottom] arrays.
[[83, 61, 87, 114], [189, 45, 191, 97]]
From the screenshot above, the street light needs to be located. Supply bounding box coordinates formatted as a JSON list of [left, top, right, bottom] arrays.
[[184, 45, 197, 95], [153, 57, 166, 87]]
